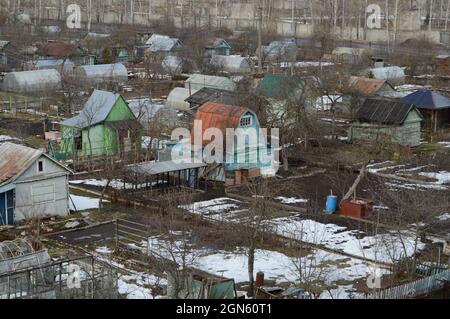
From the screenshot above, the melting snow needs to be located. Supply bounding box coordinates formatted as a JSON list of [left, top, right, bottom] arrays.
[[69, 194, 109, 211]]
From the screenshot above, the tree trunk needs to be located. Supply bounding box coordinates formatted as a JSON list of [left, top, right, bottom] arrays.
[[248, 244, 255, 297]]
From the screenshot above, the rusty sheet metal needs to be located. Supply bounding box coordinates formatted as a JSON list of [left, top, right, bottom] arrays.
[[37, 42, 76, 57], [348, 76, 393, 96], [192, 102, 248, 145], [0, 142, 42, 185]]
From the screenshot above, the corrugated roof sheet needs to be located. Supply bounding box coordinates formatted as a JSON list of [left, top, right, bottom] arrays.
[[0, 142, 42, 185], [400, 90, 450, 110], [348, 76, 393, 96], [356, 98, 420, 125], [185, 88, 252, 109], [128, 161, 207, 176], [193, 102, 249, 145], [61, 90, 122, 128]]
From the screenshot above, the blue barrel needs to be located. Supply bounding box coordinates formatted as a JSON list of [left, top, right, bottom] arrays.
[[325, 195, 338, 213]]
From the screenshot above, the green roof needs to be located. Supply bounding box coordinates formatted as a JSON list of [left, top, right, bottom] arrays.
[[256, 74, 304, 99]]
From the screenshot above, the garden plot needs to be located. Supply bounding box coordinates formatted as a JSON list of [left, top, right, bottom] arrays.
[[116, 233, 388, 299], [367, 161, 450, 190], [179, 198, 424, 264], [93, 248, 166, 299], [266, 215, 426, 264], [179, 197, 250, 223]]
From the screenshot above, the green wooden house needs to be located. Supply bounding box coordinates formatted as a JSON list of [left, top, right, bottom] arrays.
[[60, 90, 141, 157], [348, 98, 424, 147], [204, 38, 232, 58]]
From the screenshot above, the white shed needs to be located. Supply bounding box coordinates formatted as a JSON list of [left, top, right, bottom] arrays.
[[166, 87, 198, 111], [0, 142, 71, 225], [74, 63, 128, 83], [185, 74, 236, 91], [210, 55, 253, 74], [2, 69, 62, 93]]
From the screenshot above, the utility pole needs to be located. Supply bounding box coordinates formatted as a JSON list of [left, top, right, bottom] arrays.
[[291, 0, 296, 36], [216, 0, 219, 28], [257, 4, 263, 74]]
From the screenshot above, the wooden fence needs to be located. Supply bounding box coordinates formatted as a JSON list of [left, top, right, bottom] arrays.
[[361, 269, 449, 299]]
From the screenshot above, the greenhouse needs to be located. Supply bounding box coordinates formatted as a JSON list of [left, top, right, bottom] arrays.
[[74, 63, 128, 83], [2, 69, 62, 93], [210, 55, 253, 74], [166, 87, 198, 111]]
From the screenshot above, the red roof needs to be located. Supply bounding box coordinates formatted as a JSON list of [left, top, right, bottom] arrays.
[[192, 102, 248, 145]]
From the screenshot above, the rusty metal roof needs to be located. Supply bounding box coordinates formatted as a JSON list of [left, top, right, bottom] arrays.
[[348, 76, 393, 96], [193, 102, 249, 145], [37, 42, 76, 57], [0, 142, 42, 186]]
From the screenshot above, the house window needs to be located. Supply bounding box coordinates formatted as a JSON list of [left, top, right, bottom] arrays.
[[240, 116, 252, 127], [38, 160, 44, 173]]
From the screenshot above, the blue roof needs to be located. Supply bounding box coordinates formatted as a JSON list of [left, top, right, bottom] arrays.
[[61, 90, 122, 129], [401, 90, 450, 110]]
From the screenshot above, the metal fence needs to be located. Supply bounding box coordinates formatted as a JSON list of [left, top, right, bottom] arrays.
[[0, 255, 118, 299], [361, 269, 450, 299]]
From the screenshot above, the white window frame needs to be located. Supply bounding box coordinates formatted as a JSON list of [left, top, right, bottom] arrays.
[[240, 115, 252, 127]]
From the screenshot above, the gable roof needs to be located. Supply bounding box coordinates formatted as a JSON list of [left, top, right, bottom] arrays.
[[256, 74, 304, 99], [347, 76, 394, 96], [0, 41, 10, 51], [146, 34, 182, 52], [0, 142, 71, 186], [400, 90, 450, 110], [356, 98, 422, 125], [61, 90, 126, 129], [205, 38, 231, 49], [193, 102, 251, 145]]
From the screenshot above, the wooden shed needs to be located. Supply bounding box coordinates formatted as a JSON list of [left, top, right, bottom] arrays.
[[348, 98, 424, 147]]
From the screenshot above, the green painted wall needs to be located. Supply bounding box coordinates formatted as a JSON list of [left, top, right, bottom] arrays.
[[105, 96, 135, 122], [348, 109, 423, 147], [82, 124, 105, 157]]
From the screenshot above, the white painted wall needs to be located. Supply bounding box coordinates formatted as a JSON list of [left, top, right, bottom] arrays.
[[14, 155, 69, 221]]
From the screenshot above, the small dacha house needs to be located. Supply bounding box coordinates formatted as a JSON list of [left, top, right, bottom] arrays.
[[0, 142, 71, 225], [348, 98, 424, 147], [60, 90, 141, 158]]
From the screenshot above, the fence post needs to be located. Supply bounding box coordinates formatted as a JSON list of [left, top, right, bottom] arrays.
[[115, 219, 119, 251]]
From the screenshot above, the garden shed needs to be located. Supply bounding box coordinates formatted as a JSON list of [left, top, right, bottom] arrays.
[[348, 98, 424, 147]]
